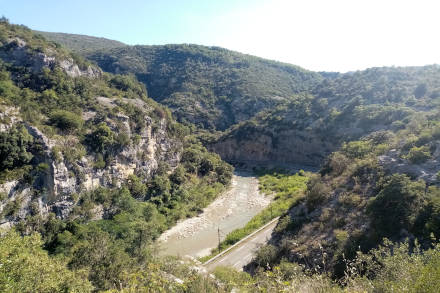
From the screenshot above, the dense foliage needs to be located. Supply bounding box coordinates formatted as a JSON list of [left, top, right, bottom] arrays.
[[3, 18, 440, 292], [213, 66, 440, 166], [35, 30, 126, 53], [0, 20, 234, 292], [245, 115, 440, 284], [80, 44, 322, 130], [0, 125, 34, 170], [213, 240, 440, 292], [15, 140, 232, 291], [0, 230, 93, 292]]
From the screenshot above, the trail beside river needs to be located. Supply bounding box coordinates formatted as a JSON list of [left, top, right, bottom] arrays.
[[158, 171, 270, 258]]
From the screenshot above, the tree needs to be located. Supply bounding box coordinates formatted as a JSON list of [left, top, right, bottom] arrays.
[[68, 228, 129, 291], [0, 230, 92, 292], [87, 122, 115, 153], [127, 174, 147, 198], [414, 83, 427, 98], [406, 146, 431, 164], [0, 125, 34, 170]]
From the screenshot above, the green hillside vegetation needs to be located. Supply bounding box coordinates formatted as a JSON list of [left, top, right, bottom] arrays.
[[35, 31, 126, 53], [213, 240, 440, 292], [3, 20, 440, 292], [209, 116, 440, 291], [0, 19, 234, 292], [245, 115, 440, 280], [83, 44, 322, 129], [211, 65, 440, 166]]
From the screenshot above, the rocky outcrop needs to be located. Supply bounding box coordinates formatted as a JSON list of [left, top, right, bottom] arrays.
[[0, 105, 21, 132], [0, 102, 181, 224], [59, 58, 101, 78], [379, 144, 440, 185], [210, 129, 335, 168], [0, 37, 101, 78]]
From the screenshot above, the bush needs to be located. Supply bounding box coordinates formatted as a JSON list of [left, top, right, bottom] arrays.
[[93, 154, 106, 169], [87, 122, 115, 153], [0, 125, 34, 170], [305, 174, 330, 211], [406, 146, 432, 164], [327, 152, 350, 176], [0, 230, 93, 292], [1, 197, 22, 218], [342, 140, 372, 159], [169, 165, 186, 185], [49, 109, 83, 132], [126, 174, 147, 199], [367, 174, 425, 237], [109, 74, 145, 96], [254, 244, 278, 268]]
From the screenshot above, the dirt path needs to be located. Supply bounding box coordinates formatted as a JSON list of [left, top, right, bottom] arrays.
[[158, 171, 270, 258]]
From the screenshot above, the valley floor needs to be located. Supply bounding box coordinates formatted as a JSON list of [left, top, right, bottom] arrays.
[[158, 171, 271, 258]]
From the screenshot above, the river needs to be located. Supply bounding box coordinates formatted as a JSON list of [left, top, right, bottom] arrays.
[[157, 171, 271, 258]]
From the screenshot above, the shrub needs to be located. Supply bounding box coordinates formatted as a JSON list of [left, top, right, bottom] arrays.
[[93, 154, 106, 169], [126, 174, 147, 199], [109, 74, 145, 96], [36, 163, 50, 174], [1, 197, 22, 218], [147, 175, 171, 199], [342, 140, 372, 159], [254, 244, 278, 268], [367, 174, 425, 237], [51, 146, 62, 163], [169, 165, 186, 185], [0, 125, 33, 170], [406, 146, 431, 164], [328, 152, 350, 176], [87, 122, 115, 153], [115, 132, 130, 148], [306, 174, 330, 211], [215, 163, 234, 185], [49, 110, 83, 132], [0, 230, 93, 292], [199, 155, 215, 176]]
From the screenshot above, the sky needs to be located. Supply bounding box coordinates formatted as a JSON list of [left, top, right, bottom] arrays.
[[2, 0, 440, 72]]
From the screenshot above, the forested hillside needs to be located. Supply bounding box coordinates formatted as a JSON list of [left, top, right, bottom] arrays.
[[84, 44, 322, 129], [35, 30, 126, 53], [0, 19, 234, 292], [233, 109, 440, 290], [211, 65, 440, 166], [2, 22, 440, 292]]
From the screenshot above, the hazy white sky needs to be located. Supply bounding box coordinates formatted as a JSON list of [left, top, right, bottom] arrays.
[[4, 0, 440, 72], [206, 0, 440, 72]]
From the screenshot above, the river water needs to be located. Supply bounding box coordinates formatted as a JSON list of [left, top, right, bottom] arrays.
[[157, 171, 271, 258]]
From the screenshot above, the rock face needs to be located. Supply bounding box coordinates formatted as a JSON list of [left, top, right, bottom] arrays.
[[210, 129, 335, 168], [59, 58, 101, 78], [0, 37, 101, 78], [0, 105, 21, 132], [0, 103, 181, 225], [379, 145, 440, 184]]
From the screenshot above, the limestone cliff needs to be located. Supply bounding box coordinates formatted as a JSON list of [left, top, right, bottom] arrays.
[[0, 101, 181, 227]]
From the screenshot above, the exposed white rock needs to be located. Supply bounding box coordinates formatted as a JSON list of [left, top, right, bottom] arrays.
[[59, 58, 101, 78], [0, 105, 21, 132]]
